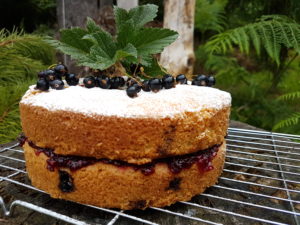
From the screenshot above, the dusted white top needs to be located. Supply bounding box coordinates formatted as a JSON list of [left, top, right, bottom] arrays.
[[21, 84, 231, 118]]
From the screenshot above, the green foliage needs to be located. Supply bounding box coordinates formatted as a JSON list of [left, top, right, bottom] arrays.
[[195, 0, 228, 34], [0, 79, 36, 143], [0, 29, 55, 143], [0, 29, 55, 85], [195, 1, 300, 134], [273, 113, 300, 130], [273, 91, 300, 130], [205, 15, 300, 65], [50, 4, 178, 75], [278, 91, 300, 101]]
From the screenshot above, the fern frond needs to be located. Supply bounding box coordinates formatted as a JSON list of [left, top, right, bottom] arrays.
[[273, 112, 300, 130], [258, 15, 295, 23], [205, 15, 300, 65], [195, 0, 227, 34], [278, 91, 300, 101], [248, 24, 261, 54]]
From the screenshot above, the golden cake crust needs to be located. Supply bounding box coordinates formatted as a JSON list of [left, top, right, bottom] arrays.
[[20, 103, 229, 164], [24, 141, 226, 210]]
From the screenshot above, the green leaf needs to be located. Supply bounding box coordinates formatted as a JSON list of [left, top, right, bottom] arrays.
[[52, 28, 93, 62], [114, 4, 158, 31], [79, 44, 137, 70], [115, 43, 137, 60], [83, 31, 116, 58], [128, 4, 158, 28], [143, 57, 166, 77], [116, 20, 136, 48], [114, 7, 130, 31], [117, 26, 178, 65], [60, 28, 92, 53], [81, 45, 115, 69], [133, 28, 178, 56], [86, 17, 102, 33]]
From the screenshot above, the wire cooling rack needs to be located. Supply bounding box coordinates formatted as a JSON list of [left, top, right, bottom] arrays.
[[0, 127, 299, 225]]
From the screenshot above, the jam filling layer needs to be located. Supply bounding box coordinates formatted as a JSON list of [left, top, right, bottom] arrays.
[[19, 135, 220, 176]]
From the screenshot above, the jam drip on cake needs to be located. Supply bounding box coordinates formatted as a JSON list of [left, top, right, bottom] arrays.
[[20, 135, 220, 175]]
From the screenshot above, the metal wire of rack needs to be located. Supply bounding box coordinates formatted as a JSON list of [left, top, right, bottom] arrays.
[[0, 127, 299, 225]]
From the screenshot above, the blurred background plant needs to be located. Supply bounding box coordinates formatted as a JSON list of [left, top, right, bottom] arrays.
[[0, 0, 299, 144], [0, 29, 55, 143], [194, 0, 300, 135]]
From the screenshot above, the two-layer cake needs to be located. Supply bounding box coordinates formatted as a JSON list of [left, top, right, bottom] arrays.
[[20, 84, 231, 209]]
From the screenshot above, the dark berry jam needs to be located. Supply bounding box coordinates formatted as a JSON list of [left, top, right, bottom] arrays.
[[24, 138, 220, 175], [166, 144, 219, 174], [27, 140, 97, 172], [18, 134, 27, 147]]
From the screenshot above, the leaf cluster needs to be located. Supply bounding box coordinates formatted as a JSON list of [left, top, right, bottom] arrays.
[[205, 15, 300, 65], [50, 4, 178, 76]]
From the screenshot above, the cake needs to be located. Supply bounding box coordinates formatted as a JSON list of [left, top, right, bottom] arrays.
[[19, 82, 231, 209]]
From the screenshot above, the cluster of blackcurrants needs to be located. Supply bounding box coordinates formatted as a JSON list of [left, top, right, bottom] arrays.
[[35, 64, 216, 98], [125, 74, 216, 98], [36, 64, 78, 91]]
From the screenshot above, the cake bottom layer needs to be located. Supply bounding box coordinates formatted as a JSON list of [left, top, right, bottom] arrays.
[[24, 142, 226, 210]]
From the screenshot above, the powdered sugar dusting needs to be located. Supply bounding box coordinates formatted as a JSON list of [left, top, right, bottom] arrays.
[[21, 85, 231, 118]]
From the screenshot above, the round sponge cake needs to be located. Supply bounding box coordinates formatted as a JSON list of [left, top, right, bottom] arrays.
[[20, 85, 231, 164], [20, 84, 231, 209]]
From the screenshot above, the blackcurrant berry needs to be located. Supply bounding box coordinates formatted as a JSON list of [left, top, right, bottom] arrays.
[[96, 75, 111, 89], [65, 73, 79, 86], [58, 170, 74, 192], [54, 64, 68, 76], [176, 74, 187, 84], [162, 74, 175, 89], [36, 79, 49, 91], [38, 71, 46, 79], [142, 80, 151, 92], [149, 78, 162, 93], [207, 76, 216, 87], [110, 77, 125, 89], [192, 75, 208, 86], [83, 76, 96, 88], [38, 70, 57, 81], [132, 83, 142, 93], [126, 85, 139, 98], [50, 79, 64, 90]]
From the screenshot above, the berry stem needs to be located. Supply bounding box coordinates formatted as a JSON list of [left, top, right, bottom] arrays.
[[48, 63, 58, 69], [114, 61, 127, 76]]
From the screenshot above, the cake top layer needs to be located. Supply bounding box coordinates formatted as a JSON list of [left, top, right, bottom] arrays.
[[21, 84, 231, 118]]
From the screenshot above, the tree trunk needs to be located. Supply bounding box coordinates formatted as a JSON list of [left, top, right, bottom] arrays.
[[56, 0, 113, 74], [117, 0, 138, 10], [57, 0, 113, 29], [160, 0, 196, 77]]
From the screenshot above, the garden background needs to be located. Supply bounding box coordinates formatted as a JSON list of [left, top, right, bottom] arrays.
[[0, 0, 299, 143]]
